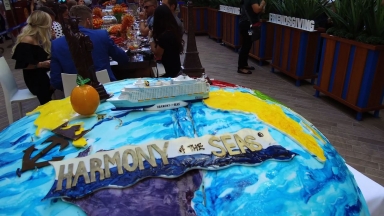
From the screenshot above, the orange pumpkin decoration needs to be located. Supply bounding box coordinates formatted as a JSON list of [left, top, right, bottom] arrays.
[[70, 75, 100, 116]]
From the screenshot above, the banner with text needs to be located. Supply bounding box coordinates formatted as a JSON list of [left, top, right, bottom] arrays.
[[44, 128, 297, 199], [269, 13, 316, 32]]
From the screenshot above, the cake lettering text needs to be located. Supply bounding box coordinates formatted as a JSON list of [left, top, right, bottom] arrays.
[[55, 142, 169, 190], [47, 128, 297, 199], [208, 134, 262, 157]]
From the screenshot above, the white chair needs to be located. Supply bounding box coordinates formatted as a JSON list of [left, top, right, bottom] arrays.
[[0, 57, 37, 124], [61, 69, 111, 97], [152, 62, 166, 77]]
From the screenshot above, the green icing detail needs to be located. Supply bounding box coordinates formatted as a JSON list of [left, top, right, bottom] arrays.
[[76, 75, 90, 86], [253, 90, 283, 105]]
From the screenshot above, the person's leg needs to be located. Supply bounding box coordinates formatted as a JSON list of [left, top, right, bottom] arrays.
[[25, 72, 52, 105], [237, 21, 253, 74]]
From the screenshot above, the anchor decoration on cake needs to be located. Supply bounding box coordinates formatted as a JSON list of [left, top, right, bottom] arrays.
[[16, 136, 70, 177]]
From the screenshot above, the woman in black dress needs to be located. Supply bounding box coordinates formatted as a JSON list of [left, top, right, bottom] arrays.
[[149, 5, 184, 78], [12, 10, 53, 105]]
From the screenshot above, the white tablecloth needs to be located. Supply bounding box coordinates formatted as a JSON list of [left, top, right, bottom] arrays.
[[347, 164, 384, 216]]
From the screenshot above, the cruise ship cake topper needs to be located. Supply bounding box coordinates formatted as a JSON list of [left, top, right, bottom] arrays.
[[107, 74, 210, 111]]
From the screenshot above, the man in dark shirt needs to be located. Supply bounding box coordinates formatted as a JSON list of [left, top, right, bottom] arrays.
[[162, 0, 184, 37]]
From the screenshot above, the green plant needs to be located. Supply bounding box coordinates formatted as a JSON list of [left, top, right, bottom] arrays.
[[181, 0, 210, 7], [270, 0, 329, 20], [208, 0, 221, 9], [362, 0, 384, 42], [324, 0, 384, 45], [260, 0, 278, 19], [218, 0, 241, 7]]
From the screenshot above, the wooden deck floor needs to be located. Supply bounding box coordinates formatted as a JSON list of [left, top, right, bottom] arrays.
[[1, 35, 383, 186]]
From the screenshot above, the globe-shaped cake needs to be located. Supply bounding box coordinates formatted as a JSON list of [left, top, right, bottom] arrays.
[[0, 79, 369, 216]]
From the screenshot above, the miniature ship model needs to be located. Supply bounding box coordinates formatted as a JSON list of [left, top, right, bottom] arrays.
[[107, 75, 210, 110]]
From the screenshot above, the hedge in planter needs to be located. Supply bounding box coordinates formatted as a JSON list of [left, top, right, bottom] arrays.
[[315, 34, 384, 120], [315, 0, 384, 120], [269, 0, 329, 86], [270, 24, 323, 86]]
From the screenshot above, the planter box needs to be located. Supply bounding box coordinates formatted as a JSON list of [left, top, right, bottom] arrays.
[[249, 21, 274, 65], [221, 12, 241, 50], [207, 8, 223, 41], [314, 34, 384, 120], [181, 6, 207, 34], [270, 23, 322, 86]]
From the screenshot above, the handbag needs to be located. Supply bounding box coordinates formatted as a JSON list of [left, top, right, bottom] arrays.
[[242, 3, 261, 41]]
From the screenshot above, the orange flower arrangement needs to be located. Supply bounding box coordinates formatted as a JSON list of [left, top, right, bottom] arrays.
[[108, 24, 122, 35], [112, 4, 125, 14], [121, 14, 135, 32], [93, 17, 103, 29], [92, 7, 103, 18], [120, 3, 127, 7], [112, 4, 125, 23]]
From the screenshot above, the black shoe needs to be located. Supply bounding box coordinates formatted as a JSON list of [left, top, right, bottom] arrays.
[[242, 66, 255, 70], [237, 69, 252, 74]]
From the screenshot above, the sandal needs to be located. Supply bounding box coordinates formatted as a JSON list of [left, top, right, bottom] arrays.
[[237, 69, 252, 74], [242, 66, 255, 70]]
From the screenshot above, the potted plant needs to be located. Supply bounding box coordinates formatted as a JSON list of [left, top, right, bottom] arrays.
[[207, 0, 223, 42], [315, 0, 384, 120], [180, 0, 209, 34], [269, 0, 329, 86], [248, 0, 276, 65], [220, 0, 242, 50]]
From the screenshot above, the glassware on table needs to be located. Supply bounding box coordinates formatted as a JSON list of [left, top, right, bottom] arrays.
[[132, 39, 139, 50], [101, 15, 117, 30]]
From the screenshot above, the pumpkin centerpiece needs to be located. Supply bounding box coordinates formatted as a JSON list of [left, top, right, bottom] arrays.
[[70, 75, 100, 116]]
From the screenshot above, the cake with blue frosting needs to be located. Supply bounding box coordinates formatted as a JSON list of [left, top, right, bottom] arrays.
[[0, 78, 369, 216]]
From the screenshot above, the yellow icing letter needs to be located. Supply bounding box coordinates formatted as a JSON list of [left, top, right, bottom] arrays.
[[244, 135, 262, 151], [220, 135, 241, 156], [56, 164, 74, 191], [208, 136, 227, 157], [122, 149, 138, 172], [90, 158, 105, 182]]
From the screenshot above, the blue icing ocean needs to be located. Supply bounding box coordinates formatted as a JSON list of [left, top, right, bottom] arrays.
[[188, 102, 369, 216], [0, 81, 369, 215]]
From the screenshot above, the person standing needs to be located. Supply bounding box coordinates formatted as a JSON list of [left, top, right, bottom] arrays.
[[0, 13, 11, 44], [161, 0, 183, 37], [237, 0, 265, 74], [149, 5, 184, 77], [11, 11, 53, 105]]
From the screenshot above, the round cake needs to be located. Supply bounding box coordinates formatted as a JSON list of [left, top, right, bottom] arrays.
[[0, 78, 369, 215]]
